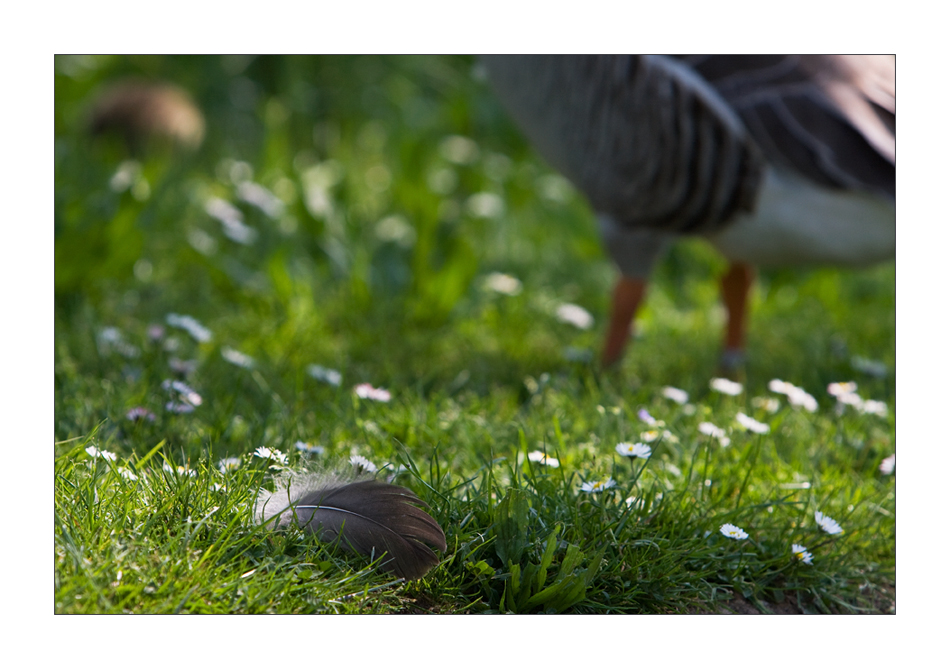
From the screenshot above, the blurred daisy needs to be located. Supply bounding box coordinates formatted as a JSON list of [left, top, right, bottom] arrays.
[[827, 381, 858, 398], [307, 365, 342, 387], [580, 477, 616, 493], [719, 523, 748, 540], [165, 402, 195, 414], [640, 430, 660, 442], [163, 463, 197, 477], [254, 446, 288, 466], [835, 392, 864, 408], [166, 313, 213, 343], [221, 347, 255, 370], [206, 197, 259, 245], [527, 450, 560, 468], [354, 383, 391, 402], [851, 356, 887, 378], [879, 453, 896, 475], [615, 442, 652, 459], [638, 408, 657, 426], [787, 388, 818, 412], [751, 397, 781, 413], [465, 192, 505, 218], [350, 455, 378, 473], [661, 386, 689, 404], [555, 303, 594, 330], [815, 511, 843, 535], [162, 379, 202, 407], [85, 446, 117, 462], [860, 400, 888, 417], [295, 441, 326, 456], [117, 467, 139, 481], [736, 412, 770, 434], [768, 379, 794, 394], [768, 379, 817, 412], [482, 272, 522, 296], [698, 422, 725, 438], [237, 181, 285, 218], [169, 358, 198, 375], [710, 378, 742, 396], [792, 543, 813, 565], [440, 135, 480, 164], [218, 457, 242, 473], [125, 407, 156, 422], [147, 324, 166, 341]]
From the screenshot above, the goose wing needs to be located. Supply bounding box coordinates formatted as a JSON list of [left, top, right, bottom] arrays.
[[675, 55, 895, 198]]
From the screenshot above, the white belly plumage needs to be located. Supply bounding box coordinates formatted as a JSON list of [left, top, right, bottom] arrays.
[[706, 168, 895, 268]]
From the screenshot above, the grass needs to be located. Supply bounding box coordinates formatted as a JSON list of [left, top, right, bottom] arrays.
[[54, 55, 895, 614]]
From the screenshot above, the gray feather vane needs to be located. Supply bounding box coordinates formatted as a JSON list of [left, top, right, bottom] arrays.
[[257, 472, 446, 580]]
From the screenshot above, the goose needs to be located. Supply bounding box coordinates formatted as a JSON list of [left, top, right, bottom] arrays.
[[482, 55, 895, 368], [88, 80, 206, 153]]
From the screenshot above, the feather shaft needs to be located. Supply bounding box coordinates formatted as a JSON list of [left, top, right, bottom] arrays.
[[257, 473, 446, 580]]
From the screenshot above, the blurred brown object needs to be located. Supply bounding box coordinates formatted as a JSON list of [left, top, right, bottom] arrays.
[[88, 80, 205, 153]]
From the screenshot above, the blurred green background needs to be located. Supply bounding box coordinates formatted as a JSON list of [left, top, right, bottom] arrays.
[[54, 53, 894, 450]]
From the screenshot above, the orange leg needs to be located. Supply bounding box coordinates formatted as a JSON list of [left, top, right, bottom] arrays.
[[602, 275, 648, 367], [720, 261, 756, 370]]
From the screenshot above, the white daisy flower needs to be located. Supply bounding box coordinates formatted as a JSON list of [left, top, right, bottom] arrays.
[[698, 422, 725, 439], [580, 477, 616, 493], [736, 412, 770, 434], [295, 441, 326, 456], [827, 381, 858, 398], [769, 379, 817, 412], [555, 303, 594, 330], [719, 523, 749, 540], [851, 356, 887, 378], [117, 467, 139, 481], [307, 365, 342, 387], [168, 357, 198, 375], [237, 181, 285, 218], [221, 347, 255, 369], [527, 450, 560, 468], [879, 453, 895, 475], [710, 377, 743, 396], [615, 442, 652, 459], [661, 386, 689, 404], [482, 272, 522, 296], [163, 463, 197, 477], [638, 409, 657, 426], [815, 511, 843, 535], [85, 446, 117, 462], [836, 391, 864, 407], [206, 197, 259, 245], [147, 324, 165, 341], [166, 313, 213, 343], [253, 447, 288, 466], [465, 192, 505, 219], [218, 457, 242, 473], [125, 407, 156, 422], [354, 383, 391, 402], [787, 387, 818, 412], [860, 400, 888, 417], [440, 135, 480, 165], [161, 379, 203, 406], [751, 397, 781, 413], [640, 430, 660, 442], [768, 379, 794, 394], [792, 543, 813, 565], [349, 454, 378, 473]]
